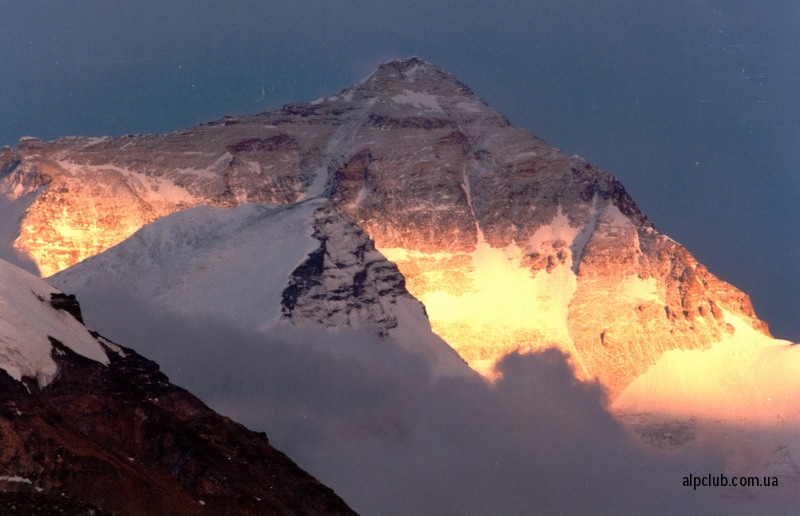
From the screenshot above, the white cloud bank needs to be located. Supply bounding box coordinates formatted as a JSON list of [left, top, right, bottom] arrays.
[[63, 288, 800, 515]]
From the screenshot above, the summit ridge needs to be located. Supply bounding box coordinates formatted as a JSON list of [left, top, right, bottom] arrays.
[[356, 56, 476, 97]]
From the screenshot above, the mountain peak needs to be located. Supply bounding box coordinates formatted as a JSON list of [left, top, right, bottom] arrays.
[[374, 56, 438, 78], [3, 57, 777, 400], [356, 56, 475, 97]]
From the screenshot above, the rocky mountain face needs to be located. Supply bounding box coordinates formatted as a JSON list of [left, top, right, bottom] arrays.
[[0, 258, 355, 515], [0, 57, 773, 397]]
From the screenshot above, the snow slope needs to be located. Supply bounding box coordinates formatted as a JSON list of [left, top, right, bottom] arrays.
[[51, 201, 471, 377], [51, 202, 323, 330], [0, 259, 108, 386], [613, 310, 800, 506], [614, 310, 800, 422]]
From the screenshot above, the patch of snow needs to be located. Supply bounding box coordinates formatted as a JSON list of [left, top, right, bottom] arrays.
[[526, 204, 583, 251], [455, 100, 486, 114], [0, 476, 32, 484], [603, 201, 634, 229], [210, 152, 235, 172], [299, 98, 377, 201], [614, 309, 800, 423], [144, 174, 198, 204], [616, 274, 659, 302], [95, 335, 126, 357], [382, 238, 579, 379], [303, 165, 330, 200], [391, 90, 443, 112], [569, 196, 601, 271], [0, 260, 108, 386], [75, 164, 197, 206], [171, 165, 219, 181], [512, 150, 540, 160], [403, 63, 421, 80], [80, 136, 110, 147]]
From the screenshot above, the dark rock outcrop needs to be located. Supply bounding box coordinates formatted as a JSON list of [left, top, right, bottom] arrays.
[[49, 293, 83, 323]]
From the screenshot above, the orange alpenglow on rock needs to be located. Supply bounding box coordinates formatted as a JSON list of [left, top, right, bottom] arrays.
[[2, 58, 789, 409]]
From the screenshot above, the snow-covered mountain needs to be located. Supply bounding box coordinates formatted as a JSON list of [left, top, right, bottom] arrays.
[[0, 257, 355, 515], [51, 200, 470, 378], [0, 57, 793, 404], [3, 56, 800, 513]]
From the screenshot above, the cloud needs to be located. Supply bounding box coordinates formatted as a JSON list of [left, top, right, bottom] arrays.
[[64, 288, 753, 514]]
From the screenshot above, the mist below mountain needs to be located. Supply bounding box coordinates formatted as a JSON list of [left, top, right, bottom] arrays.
[[66, 286, 799, 515]]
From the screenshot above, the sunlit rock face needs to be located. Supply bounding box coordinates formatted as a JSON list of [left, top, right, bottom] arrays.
[[0, 57, 772, 397]]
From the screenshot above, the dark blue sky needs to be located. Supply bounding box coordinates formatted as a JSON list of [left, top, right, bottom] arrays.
[[2, 0, 798, 340]]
